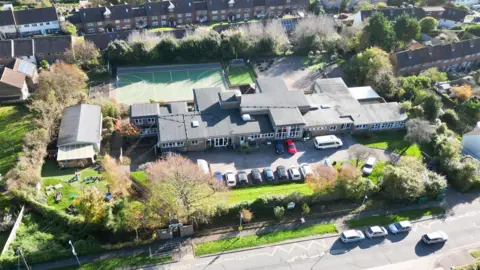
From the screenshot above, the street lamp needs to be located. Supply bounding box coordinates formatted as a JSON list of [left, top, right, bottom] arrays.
[[69, 240, 81, 266], [356, 195, 368, 220]]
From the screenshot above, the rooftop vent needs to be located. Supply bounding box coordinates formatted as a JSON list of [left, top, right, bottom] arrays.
[[191, 120, 199, 127], [320, 105, 331, 109], [242, 114, 251, 121]]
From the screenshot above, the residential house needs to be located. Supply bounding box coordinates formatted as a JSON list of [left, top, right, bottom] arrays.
[[79, 4, 135, 34], [462, 122, 480, 160], [0, 9, 17, 38], [57, 104, 103, 168], [6, 58, 38, 88], [194, 1, 209, 22], [84, 31, 131, 50], [253, 0, 266, 18], [34, 35, 73, 63], [130, 77, 407, 152], [265, 0, 307, 17], [439, 7, 468, 28], [393, 38, 480, 75], [14, 7, 60, 37], [0, 66, 28, 100], [130, 102, 161, 137], [450, 0, 478, 7], [206, 0, 254, 22]]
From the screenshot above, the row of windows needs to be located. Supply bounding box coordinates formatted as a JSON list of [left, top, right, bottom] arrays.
[[140, 128, 157, 135], [133, 118, 156, 125], [248, 133, 275, 140], [162, 141, 185, 148], [23, 22, 51, 27], [400, 53, 480, 71]]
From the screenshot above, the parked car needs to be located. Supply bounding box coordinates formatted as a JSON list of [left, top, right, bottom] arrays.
[[275, 140, 284, 154], [299, 163, 313, 179], [362, 157, 376, 176], [288, 166, 302, 180], [224, 170, 236, 187], [422, 231, 448, 245], [388, 221, 412, 235], [263, 168, 275, 182], [285, 139, 297, 154], [340, 230, 365, 243], [365, 226, 388, 239], [277, 166, 288, 180], [251, 169, 262, 184], [213, 171, 223, 183], [237, 170, 248, 185], [314, 135, 343, 150]]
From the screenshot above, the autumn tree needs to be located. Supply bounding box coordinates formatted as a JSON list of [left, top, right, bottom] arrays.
[[240, 209, 254, 223], [119, 200, 145, 239], [452, 84, 472, 103], [380, 157, 426, 200], [292, 14, 337, 53], [307, 164, 338, 192], [75, 187, 107, 223], [348, 144, 377, 167], [65, 40, 100, 70], [116, 122, 140, 137], [60, 21, 77, 35], [422, 68, 447, 83], [102, 155, 132, 196], [146, 154, 225, 225]]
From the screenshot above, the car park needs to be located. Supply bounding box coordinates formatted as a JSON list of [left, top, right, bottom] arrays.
[[362, 157, 376, 176], [213, 171, 223, 183], [340, 230, 365, 243], [263, 168, 275, 182], [388, 221, 412, 235], [277, 166, 288, 180], [251, 169, 262, 184], [237, 170, 248, 185], [285, 139, 297, 154], [314, 135, 343, 150], [224, 170, 236, 187], [288, 166, 302, 180], [275, 140, 284, 154], [299, 163, 313, 179], [365, 226, 388, 239], [422, 231, 448, 244]]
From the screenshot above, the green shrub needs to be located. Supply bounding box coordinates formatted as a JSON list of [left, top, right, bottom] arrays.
[[302, 203, 310, 215], [273, 206, 285, 220]]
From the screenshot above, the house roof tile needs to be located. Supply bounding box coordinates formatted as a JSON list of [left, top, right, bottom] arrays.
[[0, 10, 15, 26], [14, 7, 58, 25]]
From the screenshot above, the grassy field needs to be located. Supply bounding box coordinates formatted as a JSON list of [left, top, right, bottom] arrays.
[[130, 171, 147, 187], [194, 223, 337, 256], [347, 207, 445, 228], [219, 183, 314, 205], [227, 66, 256, 85], [302, 55, 328, 71], [147, 27, 176, 32], [55, 253, 171, 270], [353, 131, 422, 158], [0, 105, 32, 175], [339, 160, 387, 184]]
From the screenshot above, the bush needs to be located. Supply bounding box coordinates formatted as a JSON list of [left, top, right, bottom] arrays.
[[273, 206, 285, 220], [419, 17, 439, 33], [302, 203, 310, 215], [240, 209, 254, 223], [424, 171, 447, 197], [440, 109, 459, 128], [41, 60, 49, 69]]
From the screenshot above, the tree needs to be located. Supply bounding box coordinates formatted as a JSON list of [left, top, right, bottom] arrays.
[[466, 25, 480, 37], [220, 28, 252, 58], [440, 109, 459, 128], [65, 40, 100, 70], [307, 164, 338, 192], [433, 134, 462, 160], [335, 164, 376, 200], [398, 75, 431, 100], [363, 12, 396, 51], [345, 47, 394, 88], [273, 206, 285, 220], [340, 0, 350, 11], [106, 40, 132, 64], [422, 94, 442, 122], [452, 84, 472, 103], [405, 119, 436, 144], [116, 122, 140, 137], [440, 155, 480, 192], [422, 68, 447, 83], [240, 209, 254, 223], [146, 154, 225, 225], [291, 14, 337, 54], [60, 21, 77, 35], [119, 200, 145, 239], [424, 171, 447, 197], [41, 60, 49, 69], [394, 13, 421, 45], [302, 203, 310, 214], [75, 187, 107, 223], [419, 17, 439, 33], [348, 144, 376, 167], [102, 155, 132, 196], [380, 157, 426, 200], [154, 35, 179, 62]]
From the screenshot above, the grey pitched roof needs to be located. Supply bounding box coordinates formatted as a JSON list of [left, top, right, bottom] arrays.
[[14, 7, 58, 25], [194, 1, 208, 10], [253, 0, 266, 6], [206, 0, 227, 10], [269, 108, 304, 126], [168, 102, 188, 114], [360, 8, 423, 22], [130, 103, 160, 117], [256, 76, 289, 93], [229, 0, 255, 9], [172, 0, 195, 13], [442, 7, 467, 22], [34, 36, 73, 54], [132, 6, 147, 17], [84, 31, 131, 50], [57, 104, 102, 147], [109, 4, 134, 20], [0, 40, 13, 57], [145, 1, 171, 16], [266, 0, 286, 6], [79, 6, 105, 23], [0, 10, 15, 26], [13, 39, 34, 56]]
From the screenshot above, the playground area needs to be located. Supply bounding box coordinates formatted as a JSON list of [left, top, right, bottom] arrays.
[[114, 63, 227, 104]]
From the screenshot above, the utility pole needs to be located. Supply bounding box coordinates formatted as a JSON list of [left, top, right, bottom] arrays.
[[69, 240, 81, 267], [356, 195, 368, 220], [18, 248, 30, 270]]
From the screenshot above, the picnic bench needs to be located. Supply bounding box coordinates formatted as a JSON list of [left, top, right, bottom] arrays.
[[55, 192, 63, 202]]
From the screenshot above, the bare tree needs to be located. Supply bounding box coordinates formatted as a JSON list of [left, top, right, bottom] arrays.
[[307, 164, 338, 192], [65, 40, 100, 69], [348, 144, 377, 167], [127, 30, 161, 52], [405, 119, 436, 145], [240, 209, 254, 223], [292, 14, 338, 52], [102, 155, 132, 197]]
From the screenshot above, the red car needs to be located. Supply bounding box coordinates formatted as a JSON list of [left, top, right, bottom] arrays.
[[285, 139, 297, 154]]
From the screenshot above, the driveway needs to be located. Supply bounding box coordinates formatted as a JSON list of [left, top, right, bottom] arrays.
[[186, 135, 396, 174]]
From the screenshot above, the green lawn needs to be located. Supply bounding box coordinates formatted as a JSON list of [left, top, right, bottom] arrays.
[[0, 105, 32, 175], [147, 27, 176, 32], [130, 171, 147, 187], [54, 253, 171, 270], [353, 131, 422, 158], [347, 207, 445, 228], [194, 223, 337, 256], [336, 160, 387, 184], [302, 55, 328, 71], [220, 183, 314, 205], [227, 66, 256, 85]]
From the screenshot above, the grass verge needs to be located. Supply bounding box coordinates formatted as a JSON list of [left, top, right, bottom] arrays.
[[54, 253, 171, 270], [194, 223, 337, 256], [131, 171, 148, 187], [347, 207, 445, 228], [227, 66, 256, 85], [302, 55, 328, 71], [353, 131, 422, 158]]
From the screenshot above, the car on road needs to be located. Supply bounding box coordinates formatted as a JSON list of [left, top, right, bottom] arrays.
[[285, 139, 297, 154], [251, 169, 262, 184], [340, 230, 365, 243], [388, 221, 412, 235], [224, 171, 236, 187], [263, 168, 275, 182], [277, 166, 288, 180], [213, 171, 223, 183], [422, 231, 448, 244], [275, 140, 284, 154], [362, 157, 377, 176], [288, 166, 302, 180], [299, 163, 313, 179], [365, 226, 388, 239], [237, 170, 248, 185]]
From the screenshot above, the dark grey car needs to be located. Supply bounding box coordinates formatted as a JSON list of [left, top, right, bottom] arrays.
[[277, 166, 288, 180], [251, 169, 262, 184], [263, 168, 275, 182], [238, 170, 248, 185]]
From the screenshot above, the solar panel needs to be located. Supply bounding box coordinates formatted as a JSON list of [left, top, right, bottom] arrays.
[[281, 19, 295, 31], [17, 61, 36, 77]]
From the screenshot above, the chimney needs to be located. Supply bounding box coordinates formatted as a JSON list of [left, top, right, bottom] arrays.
[[406, 50, 413, 60], [427, 46, 433, 56]]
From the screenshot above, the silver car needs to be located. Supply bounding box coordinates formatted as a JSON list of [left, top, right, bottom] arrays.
[[388, 221, 412, 235], [340, 230, 365, 243], [365, 226, 388, 238], [422, 231, 448, 244], [288, 166, 302, 180]]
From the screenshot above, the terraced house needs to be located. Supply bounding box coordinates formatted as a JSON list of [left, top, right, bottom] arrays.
[[393, 38, 480, 75], [0, 6, 60, 38], [0, 36, 73, 65], [130, 77, 407, 152]]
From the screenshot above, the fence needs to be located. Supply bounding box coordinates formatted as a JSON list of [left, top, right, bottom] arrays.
[[1, 205, 25, 256]]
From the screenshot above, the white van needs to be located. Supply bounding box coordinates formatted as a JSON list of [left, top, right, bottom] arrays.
[[197, 159, 210, 174], [314, 135, 343, 150]]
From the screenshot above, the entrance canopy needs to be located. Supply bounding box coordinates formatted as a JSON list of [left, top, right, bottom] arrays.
[[57, 144, 95, 161]]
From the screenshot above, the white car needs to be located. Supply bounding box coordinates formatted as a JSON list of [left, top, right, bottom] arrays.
[[362, 157, 376, 175], [340, 230, 365, 243], [365, 226, 388, 239], [299, 163, 313, 179], [422, 231, 448, 244], [224, 170, 236, 187], [288, 166, 302, 180], [388, 221, 412, 235]]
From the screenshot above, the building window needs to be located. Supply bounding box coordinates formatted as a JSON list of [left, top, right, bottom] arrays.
[[244, 13, 249, 18], [116, 25, 121, 30], [115, 20, 121, 23], [244, 8, 250, 12], [221, 15, 226, 20], [178, 13, 183, 18], [87, 23, 94, 26], [289, 125, 302, 138], [161, 20, 167, 26], [134, 119, 144, 125], [46, 22, 50, 25], [187, 18, 192, 22], [161, 15, 167, 19], [212, 10, 218, 14], [186, 13, 192, 17], [236, 14, 240, 19], [87, 29, 95, 33], [32, 24, 37, 26], [98, 22, 103, 26], [278, 6, 283, 9], [191, 140, 199, 145], [146, 118, 155, 124], [221, 10, 226, 14], [55, 52, 60, 56], [162, 141, 185, 148], [25, 24, 30, 27], [340, 123, 351, 130], [329, 125, 337, 131], [152, 16, 158, 20], [212, 16, 218, 20], [275, 126, 289, 139], [355, 124, 369, 130], [178, 19, 183, 24], [152, 21, 159, 26], [40, 23, 43, 26], [237, 9, 241, 12]]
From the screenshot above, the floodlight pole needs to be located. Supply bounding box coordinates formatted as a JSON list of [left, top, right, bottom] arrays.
[[69, 240, 81, 266], [356, 195, 368, 220], [18, 248, 30, 270]]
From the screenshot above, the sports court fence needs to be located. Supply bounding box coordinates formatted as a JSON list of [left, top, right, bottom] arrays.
[[116, 63, 222, 75]]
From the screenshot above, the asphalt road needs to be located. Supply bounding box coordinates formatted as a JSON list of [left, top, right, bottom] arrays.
[[147, 191, 480, 270]]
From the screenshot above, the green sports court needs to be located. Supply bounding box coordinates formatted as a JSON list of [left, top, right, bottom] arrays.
[[114, 63, 227, 104]]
